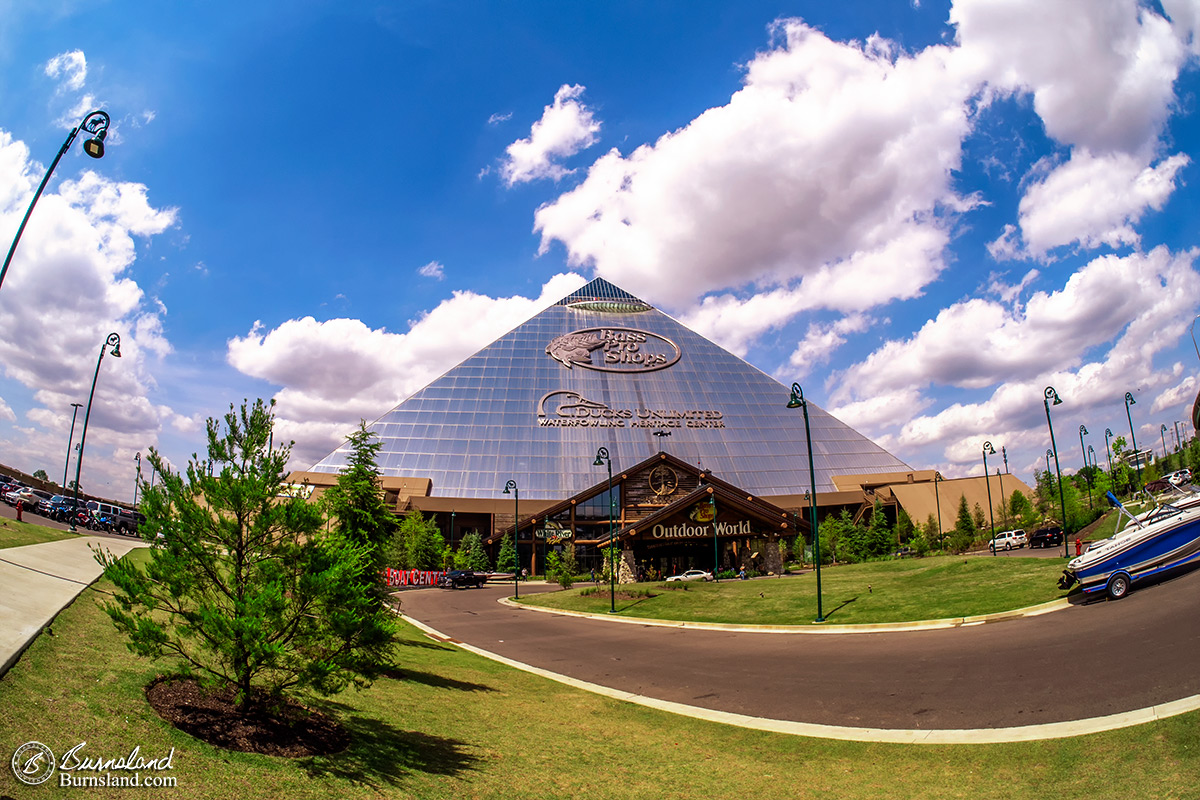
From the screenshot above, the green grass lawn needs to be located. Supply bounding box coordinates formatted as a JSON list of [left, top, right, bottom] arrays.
[[0, 552, 1198, 799], [523, 555, 1074, 625], [0, 516, 74, 549]]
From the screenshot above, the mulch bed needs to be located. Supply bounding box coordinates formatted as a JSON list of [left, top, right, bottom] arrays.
[[145, 677, 349, 757]]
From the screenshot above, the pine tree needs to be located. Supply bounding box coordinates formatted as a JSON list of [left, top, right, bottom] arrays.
[[950, 495, 975, 553], [496, 532, 517, 573], [322, 421, 397, 601], [455, 531, 491, 572], [97, 399, 395, 711], [392, 511, 445, 570]]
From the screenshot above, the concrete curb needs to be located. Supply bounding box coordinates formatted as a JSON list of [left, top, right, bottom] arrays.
[[496, 595, 1072, 634], [401, 612, 1200, 744]]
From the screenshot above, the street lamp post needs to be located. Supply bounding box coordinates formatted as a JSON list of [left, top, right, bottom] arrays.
[[593, 448, 616, 613], [1079, 425, 1093, 509], [982, 442, 997, 552], [1175, 421, 1183, 453], [1044, 386, 1069, 558], [1, 111, 111, 294], [62, 402, 83, 490], [933, 473, 942, 548], [1125, 392, 1142, 490], [1105, 428, 1114, 476], [70, 333, 121, 532], [708, 490, 719, 580], [133, 452, 142, 507], [787, 382, 824, 622], [1161, 424, 1169, 462], [503, 479, 519, 600]]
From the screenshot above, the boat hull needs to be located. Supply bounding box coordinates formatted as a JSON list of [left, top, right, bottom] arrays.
[[1065, 508, 1200, 595]]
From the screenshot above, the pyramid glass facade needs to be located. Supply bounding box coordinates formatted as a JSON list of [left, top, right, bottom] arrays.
[[307, 278, 910, 500]]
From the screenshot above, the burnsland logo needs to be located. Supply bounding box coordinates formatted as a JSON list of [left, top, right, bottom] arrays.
[[545, 328, 681, 373]]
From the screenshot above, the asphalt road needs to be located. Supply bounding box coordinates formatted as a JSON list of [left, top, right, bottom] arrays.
[[400, 567, 1200, 731]]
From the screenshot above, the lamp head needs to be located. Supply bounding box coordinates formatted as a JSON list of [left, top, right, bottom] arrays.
[[83, 131, 106, 159], [106, 332, 121, 357], [1106, 428, 1113, 438], [503, 479, 516, 494], [78, 110, 110, 159], [1125, 391, 1136, 406], [593, 446, 610, 466], [1044, 386, 1062, 406], [1080, 425, 1088, 435], [983, 441, 995, 455], [787, 382, 805, 409], [1162, 424, 1168, 432]]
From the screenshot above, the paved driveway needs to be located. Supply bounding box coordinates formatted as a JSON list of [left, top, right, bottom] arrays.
[[400, 568, 1200, 731]]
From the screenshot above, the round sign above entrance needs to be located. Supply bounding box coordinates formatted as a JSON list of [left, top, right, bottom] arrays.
[[648, 465, 679, 497], [546, 327, 681, 373]]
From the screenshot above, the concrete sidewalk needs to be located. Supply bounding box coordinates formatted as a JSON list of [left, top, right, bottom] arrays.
[[0, 536, 146, 677]]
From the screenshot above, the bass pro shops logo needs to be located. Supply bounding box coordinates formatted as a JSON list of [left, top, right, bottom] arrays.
[[545, 328, 681, 373]]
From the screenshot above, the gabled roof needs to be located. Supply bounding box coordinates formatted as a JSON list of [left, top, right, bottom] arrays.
[[578, 481, 794, 546]]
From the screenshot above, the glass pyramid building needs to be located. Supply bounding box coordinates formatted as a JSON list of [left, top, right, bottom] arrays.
[[306, 278, 910, 500]]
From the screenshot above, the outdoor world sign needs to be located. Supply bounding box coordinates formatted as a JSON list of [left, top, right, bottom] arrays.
[[546, 328, 681, 373], [651, 520, 752, 539]]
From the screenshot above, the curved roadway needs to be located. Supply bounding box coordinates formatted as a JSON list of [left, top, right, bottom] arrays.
[[400, 570, 1200, 735]]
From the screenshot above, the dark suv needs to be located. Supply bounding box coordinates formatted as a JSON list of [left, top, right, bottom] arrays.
[[1029, 525, 1064, 548]]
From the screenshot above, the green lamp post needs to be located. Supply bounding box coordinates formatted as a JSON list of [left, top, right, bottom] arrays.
[[787, 382, 824, 622], [70, 333, 121, 532], [62, 402, 82, 491], [593, 447, 615, 613], [1044, 386, 1068, 557], [1, 111, 110, 294], [503, 479, 519, 600], [1125, 392, 1141, 489], [982, 441, 997, 552], [1079, 425, 1092, 509]]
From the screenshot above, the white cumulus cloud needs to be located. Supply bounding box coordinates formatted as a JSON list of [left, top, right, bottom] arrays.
[[226, 273, 588, 467], [501, 84, 601, 186]]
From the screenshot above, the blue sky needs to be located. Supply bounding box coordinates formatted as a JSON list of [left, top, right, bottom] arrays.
[[2, 0, 1200, 503]]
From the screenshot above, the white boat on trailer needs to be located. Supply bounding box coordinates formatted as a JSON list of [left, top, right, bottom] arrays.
[[1058, 491, 1200, 599]]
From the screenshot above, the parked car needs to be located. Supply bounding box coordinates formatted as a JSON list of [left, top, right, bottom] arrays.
[[113, 508, 146, 536], [1169, 469, 1193, 485], [438, 570, 488, 589], [1029, 525, 1063, 548], [989, 529, 1028, 551], [47, 495, 85, 522], [27, 489, 56, 516], [666, 569, 713, 582], [5, 487, 38, 508]]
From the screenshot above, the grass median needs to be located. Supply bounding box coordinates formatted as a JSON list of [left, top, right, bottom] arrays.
[[0, 550, 1197, 799], [523, 554, 1073, 624], [0, 516, 75, 549]]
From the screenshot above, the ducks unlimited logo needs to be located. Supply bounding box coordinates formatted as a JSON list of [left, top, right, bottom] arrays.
[[546, 328, 681, 372]]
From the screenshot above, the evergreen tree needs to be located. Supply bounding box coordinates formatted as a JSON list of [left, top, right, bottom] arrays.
[[546, 543, 579, 588], [896, 509, 915, 546], [321, 421, 397, 600], [950, 495, 975, 553], [97, 399, 395, 711], [972, 502, 986, 532], [923, 513, 940, 548], [496, 531, 517, 573], [866, 499, 893, 556], [392, 511, 445, 570], [455, 531, 491, 572]]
